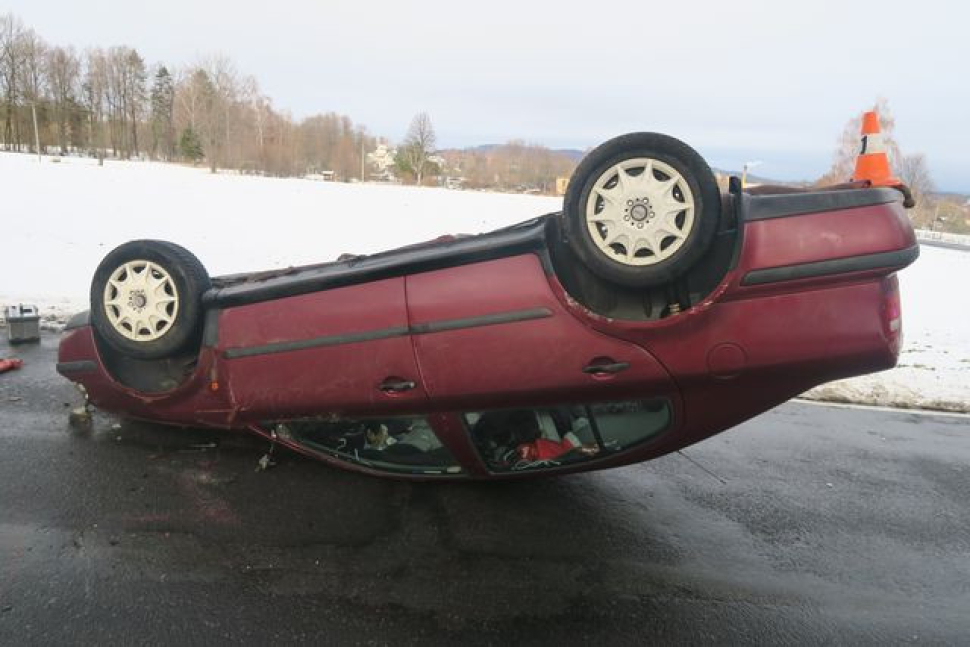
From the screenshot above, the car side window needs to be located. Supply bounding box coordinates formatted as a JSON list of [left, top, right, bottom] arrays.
[[464, 398, 671, 473], [272, 416, 464, 476], [587, 399, 671, 451]]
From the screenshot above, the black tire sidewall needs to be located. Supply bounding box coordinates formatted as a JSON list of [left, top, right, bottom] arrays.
[[90, 240, 210, 360], [563, 132, 720, 289]]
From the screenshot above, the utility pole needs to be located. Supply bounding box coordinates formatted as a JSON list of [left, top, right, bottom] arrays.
[[742, 160, 762, 189]]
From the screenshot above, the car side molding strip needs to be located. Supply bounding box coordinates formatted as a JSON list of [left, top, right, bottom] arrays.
[[409, 307, 553, 334], [224, 326, 411, 359], [741, 244, 920, 286], [223, 307, 554, 359]]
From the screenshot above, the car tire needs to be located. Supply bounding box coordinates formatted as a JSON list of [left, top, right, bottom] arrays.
[[563, 132, 720, 288], [90, 240, 211, 360]]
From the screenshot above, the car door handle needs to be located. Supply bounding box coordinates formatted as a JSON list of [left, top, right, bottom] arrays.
[[582, 361, 630, 375], [378, 378, 416, 393]]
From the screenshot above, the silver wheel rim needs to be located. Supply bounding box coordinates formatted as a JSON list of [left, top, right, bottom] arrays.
[[585, 157, 696, 266], [103, 260, 179, 342]]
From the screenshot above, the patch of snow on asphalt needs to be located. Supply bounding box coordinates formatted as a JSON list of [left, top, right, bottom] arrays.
[[803, 244, 970, 412], [1, 152, 966, 411]]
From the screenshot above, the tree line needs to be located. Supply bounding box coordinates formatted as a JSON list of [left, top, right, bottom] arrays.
[[439, 141, 577, 193], [0, 13, 376, 179], [0, 13, 580, 192]]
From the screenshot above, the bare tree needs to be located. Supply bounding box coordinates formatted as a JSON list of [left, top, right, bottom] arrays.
[[0, 13, 26, 149], [83, 48, 109, 164], [47, 45, 80, 153], [208, 55, 239, 170], [174, 56, 241, 172], [397, 112, 437, 185], [897, 153, 935, 226], [123, 48, 147, 157], [16, 26, 45, 154]]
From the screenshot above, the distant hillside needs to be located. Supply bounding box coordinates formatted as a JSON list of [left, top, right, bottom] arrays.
[[712, 168, 805, 187]]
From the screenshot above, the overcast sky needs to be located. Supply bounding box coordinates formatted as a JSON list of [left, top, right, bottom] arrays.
[[8, 0, 968, 190]]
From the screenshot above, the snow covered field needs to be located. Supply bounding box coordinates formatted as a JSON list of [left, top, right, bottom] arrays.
[[1, 152, 967, 412]]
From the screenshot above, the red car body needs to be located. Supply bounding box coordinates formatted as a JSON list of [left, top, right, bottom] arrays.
[[58, 186, 917, 479]]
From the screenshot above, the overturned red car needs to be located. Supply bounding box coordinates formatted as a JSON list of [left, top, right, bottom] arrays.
[[57, 132, 918, 479]]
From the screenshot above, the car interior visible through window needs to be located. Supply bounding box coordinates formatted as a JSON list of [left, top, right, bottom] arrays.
[[465, 398, 671, 473], [271, 416, 464, 476]]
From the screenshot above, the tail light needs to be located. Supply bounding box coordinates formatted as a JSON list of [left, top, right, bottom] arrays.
[[881, 274, 903, 354]]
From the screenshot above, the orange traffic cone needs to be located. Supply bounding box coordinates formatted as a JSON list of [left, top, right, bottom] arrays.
[[852, 110, 899, 186], [852, 110, 914, 207]]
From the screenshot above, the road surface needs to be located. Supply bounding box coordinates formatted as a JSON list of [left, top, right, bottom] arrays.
[[1, 334, 968, 644]]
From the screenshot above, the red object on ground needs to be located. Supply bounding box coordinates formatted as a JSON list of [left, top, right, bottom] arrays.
[[0, 358, 24, 373]]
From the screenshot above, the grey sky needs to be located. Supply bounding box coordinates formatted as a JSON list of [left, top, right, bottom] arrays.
[[9, 0, 968, 189]]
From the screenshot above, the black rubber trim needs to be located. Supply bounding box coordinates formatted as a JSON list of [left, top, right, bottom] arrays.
[[742, 244, 920, 286], [224, 326, 409, 359], [202, 309, 220, 348], [56, 360, 97, 375], [728, 184, 746, 270], [223, 307, 554, 359], [205, 218, 550, 309], [64, 311, 91, 331], [745, 188, 901, 222], [410, 307, 553, 334]]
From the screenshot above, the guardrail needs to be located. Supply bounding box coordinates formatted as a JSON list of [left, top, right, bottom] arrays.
[[915, 229, 970, 251]]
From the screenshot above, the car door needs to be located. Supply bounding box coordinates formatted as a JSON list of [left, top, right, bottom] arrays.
[[217, 277, 427, 420], [406, 253, 679, 411]]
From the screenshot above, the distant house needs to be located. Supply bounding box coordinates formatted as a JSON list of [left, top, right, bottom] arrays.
[[305, 170, 335, 182], [367, 144, 397, 181]]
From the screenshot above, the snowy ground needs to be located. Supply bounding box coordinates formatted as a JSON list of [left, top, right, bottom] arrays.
[[1, 152, 967, 411], [802, 244, 969, 412]]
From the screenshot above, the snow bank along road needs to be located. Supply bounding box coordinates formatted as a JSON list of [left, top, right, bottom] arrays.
[[1, 152, 967, 412]]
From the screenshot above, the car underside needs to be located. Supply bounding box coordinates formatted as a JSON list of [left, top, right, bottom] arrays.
[[57, 133, 918, 480]]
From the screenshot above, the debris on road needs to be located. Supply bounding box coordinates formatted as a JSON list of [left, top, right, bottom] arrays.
[[178, 442, 218, 453], [68, 407, 92, 429], [256, 453, 276, 472], [0, 358, 24, 374], [5, 304, 40, 343]]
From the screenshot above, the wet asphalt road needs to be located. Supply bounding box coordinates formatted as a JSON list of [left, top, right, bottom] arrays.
[[1, 334, 969, 645]]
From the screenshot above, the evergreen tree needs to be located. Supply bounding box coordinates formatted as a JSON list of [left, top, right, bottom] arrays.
[[124, 49, 147, 157], [149, 65, 175, 159], [179, 126, 203, 162]]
